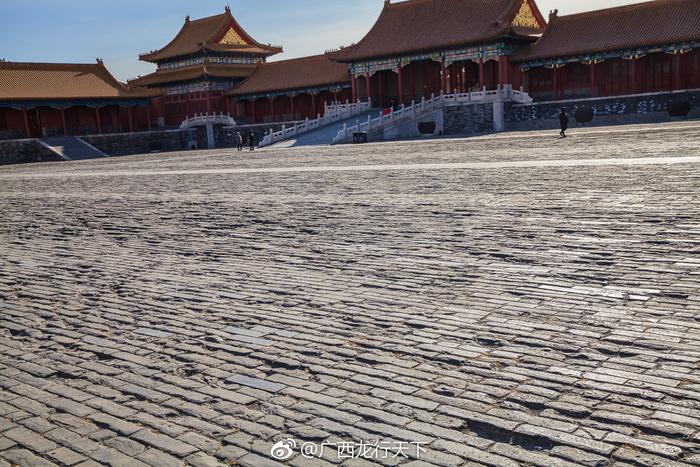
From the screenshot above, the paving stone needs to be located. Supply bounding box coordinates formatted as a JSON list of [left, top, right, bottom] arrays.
[[432, 439, 519, 466], [550, 445, 610, 466], [104, 436, 147, 457], [88, 413, 141, 436], [604, 432, 683, 458], [73, 460, 103, 467], [89, 446, 149, 467], [0, 448, 59, 467], [177, 431, 220, 453], [515, 424, 616, 456], [612, 446, 690, 467], [224, 375, 286, 393], [238, 453, 287, 467], [45, 446, 87, 466], [0, 435, 15, 451], [4, 426, 59, 453], [185, 451, 226, 467], [132, 429, 198, 457], [85, 399, 137, 419], [136, 448, 186, 467], [214, 444, 248, 461], [45, 427, 102, 456], [491, 443, 581, 467], [45, 398, 95, 418]]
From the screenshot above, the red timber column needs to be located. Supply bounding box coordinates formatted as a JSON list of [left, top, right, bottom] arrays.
[[206, 93, 212, 114], [351, 75, 358, 102], [498, 55, 510, 86], [365, 73, 372, 104], [397, 65, 404, 104], [289, 94, 296, 120], [269, 98, 274, 121], [378, 72, 384, 107], [311, 93, 317, 117], [127, 107, 134, 133], [95, 108, 102, 134], [590, 63, 597, 97], [22, 109, 30, 138], [629, 59, 638, 94], [479, 58, 485, 88], [440, 58, 447, 94], [60, 108, 67, 136], [552, 67, 559, 99], [409, 64, 416, 101], [146, 106, 152, 131], [672, 53, 683, 90]]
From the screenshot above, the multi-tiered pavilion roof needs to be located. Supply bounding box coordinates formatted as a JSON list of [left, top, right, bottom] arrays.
[[130, 7, 282, 90], [139, 7, 281, 63], [331, 0, 546, 63]]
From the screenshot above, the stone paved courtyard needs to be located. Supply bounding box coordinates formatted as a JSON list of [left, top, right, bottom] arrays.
[[0, 122, 699, 467]]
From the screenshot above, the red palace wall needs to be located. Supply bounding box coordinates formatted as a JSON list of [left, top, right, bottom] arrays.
[[163, 91, 228, 126], [525, 49, 700, 101], [238, 88, 352, 124]]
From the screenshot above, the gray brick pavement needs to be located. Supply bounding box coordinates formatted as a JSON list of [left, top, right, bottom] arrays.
[[0, 122, 699, 465]]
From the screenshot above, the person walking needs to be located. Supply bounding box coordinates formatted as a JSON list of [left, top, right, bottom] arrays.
[[235, 132, 243, 151], [248, 132, 255, 151], [559, 107, 569, 138]]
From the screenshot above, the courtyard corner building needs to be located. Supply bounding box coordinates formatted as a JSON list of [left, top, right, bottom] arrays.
[[128, 6, 283, 126], [0, 61, 158, 139]]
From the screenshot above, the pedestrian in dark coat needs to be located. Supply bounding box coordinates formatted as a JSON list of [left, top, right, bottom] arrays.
[[248, 133, 255, 151], [559, 107, 569, 138]]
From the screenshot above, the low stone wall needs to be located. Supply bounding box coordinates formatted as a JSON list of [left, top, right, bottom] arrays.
[[444, 102, 495, 135], [506, 90, 700, 132], [82, 129, 201, 157], [366, 110, 445, 142], [0, 139, 62, 166], [230, 123, 298, 146]]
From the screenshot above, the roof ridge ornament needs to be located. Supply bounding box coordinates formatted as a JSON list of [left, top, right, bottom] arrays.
[[549, 9, 558, 20]]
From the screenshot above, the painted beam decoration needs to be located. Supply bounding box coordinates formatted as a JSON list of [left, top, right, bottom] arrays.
[[350, 43, 512, 75], [519, 41, 699, 70], [164, 81, 236, 96], [0, 98, 151, 110], [159, 56, 263, 70], [444, 43, 514, 65], [234, 83, 351, 101]]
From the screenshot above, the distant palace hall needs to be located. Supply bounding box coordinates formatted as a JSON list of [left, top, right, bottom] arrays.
[[1, 0, 699, 138]]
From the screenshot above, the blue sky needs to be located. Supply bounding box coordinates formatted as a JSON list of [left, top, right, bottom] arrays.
[[0, 0, 646, 82]]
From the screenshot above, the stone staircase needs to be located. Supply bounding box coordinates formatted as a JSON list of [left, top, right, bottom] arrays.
[[332, 85, 534, 144], [260, 100, 372, 147], [39, 137, 108, 161], [269, 108, 378, 148]]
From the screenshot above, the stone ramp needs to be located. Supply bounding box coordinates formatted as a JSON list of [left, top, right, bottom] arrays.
[[270, 109, 379, 148], [40, 136, 108, 161]]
